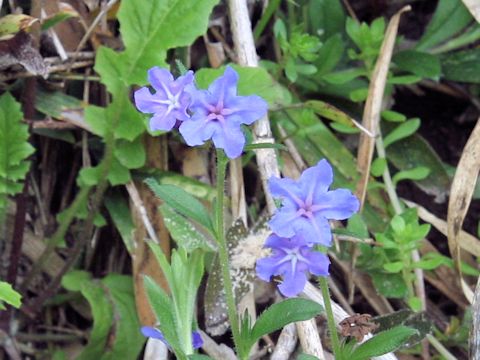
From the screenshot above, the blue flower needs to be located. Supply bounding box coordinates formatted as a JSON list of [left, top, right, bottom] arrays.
[[134, 67, 194, 131], [179, 66, 268, 159], [256, 234, 330, 297], [268, 159, 359, 246], [140, 326, 203, 349]]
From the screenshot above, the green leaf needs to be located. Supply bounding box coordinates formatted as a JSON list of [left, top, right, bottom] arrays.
[[160, 204, 215, 252], [416, 0, 475, 51], [108, 157, 131, 186], [392, 167, 431, 186], [381, 110, 406, 122], [249, 299, 322, 345], [119, 0, 220, 85], [145, 179, 214, 233], [349, 88, 368, 102], [0, 281, 22, 308], [441, 48, 480, 83], [387, 75, 422, 85], [371, 157, 387, 177], [297, 355, 319, 360], [285, 57, 298, 82], [35, 89, 83, 119], [75, 279, 114, 360], [322, 68, 366, 84], [114, 137, 146, 169], [330, 123, 360, 134], [105, 193, 136, 255], [387, 133, 450, 202], [62, 270, 92, 292], [383, 261, 404, 273], [383, 119, 420, 148], [351, 326, 418, 360], [314, 34, 345, 76], [0, 92, 35, 198], [393, 50, 441, 79], [371, 272, 407, 298], [143, 275, 184, 355], [304, 100, 356, 128], [307, 0, 345, 40], [41, 9, 78, 31]]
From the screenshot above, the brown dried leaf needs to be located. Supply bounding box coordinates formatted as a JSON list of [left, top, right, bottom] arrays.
[[340, 313, 379, 342], [0, 31, 47, 77], [447, 117, 480, 304], [355, 6, 411, 208]]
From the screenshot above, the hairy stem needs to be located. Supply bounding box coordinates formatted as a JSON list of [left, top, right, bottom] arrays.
[[215, 149, 242, 356], [318, 276, 342, 359]]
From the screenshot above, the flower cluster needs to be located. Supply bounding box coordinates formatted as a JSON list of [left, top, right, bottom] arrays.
[[134, 66, 268, 159], [256, 159, 359, 297]]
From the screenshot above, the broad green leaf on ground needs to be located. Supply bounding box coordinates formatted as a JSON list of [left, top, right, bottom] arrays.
[[306, 0, 345, 40], [108, 157, 131, 186], [373, 310, 432, 347], [350, 326, 418, 360], [94, 47, 126, 95], [137, 170, 216, 202], [304, 100, 356, 128], [105, 193, 136, 255], [118, 0, 220, 85], [392, 167, 431, 186], [145, 178, 214, 233], [393, 50, 441, 79], [0, 281, 22, 309], [314, 34, 345, 76], [114, 137, 146, 169], [387, 133, 450, 203], [160, 204, 215, 252], [35, 89, 83, 119], [62, 272, 145, 360], [371, 272, 408, 298], [416, 0, 475, 50], [441, 48, 480, 83], [195, 65, 289, 106], [250, 299, 322, 342], [0, 92, 35, 197]]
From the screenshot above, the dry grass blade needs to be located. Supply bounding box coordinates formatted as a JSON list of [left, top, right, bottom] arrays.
[[355, 5, 411, 208], [447, 117, 480, 304], [462, 0, 480, 23]]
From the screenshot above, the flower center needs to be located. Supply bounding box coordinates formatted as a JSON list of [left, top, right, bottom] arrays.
[[205, 104, 234, 123]]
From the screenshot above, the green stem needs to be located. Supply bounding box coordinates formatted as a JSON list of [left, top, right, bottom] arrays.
[[319, 276, 342, 359], [214, 149, 242, 356], [253, 0, 281, 41]]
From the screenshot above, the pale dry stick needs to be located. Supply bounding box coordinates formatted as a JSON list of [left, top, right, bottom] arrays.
[[142, 338, 168, 360], [278, 125, 307, 171], [198, 330, 237, 360], [302, 282, 398, 360], [470, 277, 480, 358], [297, 320, 325, 360], [447, 117, 480, 304], [66, 0, 118, 73], [328, 277, 355, 315], [227, 0, 280, 215], [125, 181, 160, 245], [462, 0, 480, 23], [270, 323, 298, 360], [404, 199, 480, 258], [0, 60, 94, 82]]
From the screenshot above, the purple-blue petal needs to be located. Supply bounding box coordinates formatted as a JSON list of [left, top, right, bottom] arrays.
[[208, 66, 238, 105], [148, 67, 173, 95], [296, 215, 332, 246], [192, 331, 203, 349], [141, 326, 166, 341], [211, 121, 246, 159], [268, 209, 299, 238], [170, 71, 194, 95], [149, 112, 177, 132], [315, 189, 360, 220], [256, 252, 286, 281], [299, 159, 333, 202], [225, 94, 268, 125], [134, 87, 164, 114], [268, 176, 304, 205], [278, 266, 308, 297], [302, 250, 330, 276]]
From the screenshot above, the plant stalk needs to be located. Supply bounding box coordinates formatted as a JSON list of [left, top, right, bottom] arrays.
[[318, 276, 342, 359], [214, 149, 242, 356]]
